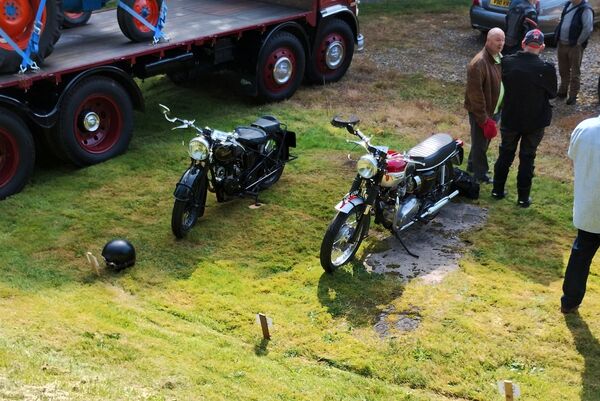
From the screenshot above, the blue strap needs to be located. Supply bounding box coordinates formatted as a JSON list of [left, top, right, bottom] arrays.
[[0, 26, 33, 66], [21, 0, 47, 72], [153, 1, 168, 44], [117, 0, 167, 42]]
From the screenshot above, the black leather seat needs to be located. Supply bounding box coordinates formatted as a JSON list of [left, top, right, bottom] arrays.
[[408, 133, 457, 170], [235, 126, 267, 146], [252, 117, 280, 135]]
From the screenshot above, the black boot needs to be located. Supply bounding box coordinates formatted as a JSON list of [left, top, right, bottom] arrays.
[[491, 181, 507, 200], [517, 187, 532, 208]]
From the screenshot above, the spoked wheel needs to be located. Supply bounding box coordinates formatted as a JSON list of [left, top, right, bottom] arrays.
[[0, 0, 63, 73], [259, 137, 284, 189], [307, 18, 354, 84], [320, 205, 368, 273], [117, 0, 162, 43], [0, 111, 35, 199], [62, 10, 91, 28], [256, 31, 305, 102], [54, 76, 133, 166], [171, 173, 208, 239]]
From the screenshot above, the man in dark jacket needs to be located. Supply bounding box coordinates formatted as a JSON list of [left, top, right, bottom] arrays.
[[554, 0, 594, 105], [491, 29, 557, 207], [504, 0, 538, 55]]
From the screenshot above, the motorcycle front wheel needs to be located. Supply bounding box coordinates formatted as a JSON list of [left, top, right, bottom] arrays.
[[320, 206, 368, 273], [171, 174, 208, 239]]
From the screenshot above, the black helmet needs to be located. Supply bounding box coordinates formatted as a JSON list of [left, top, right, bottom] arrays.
[[102, 239, 136, 270]]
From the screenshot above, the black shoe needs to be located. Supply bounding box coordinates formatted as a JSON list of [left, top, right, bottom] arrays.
[[566, 96, 577, 105], [477, 176, 493, 185], [561, 304, 580, 314], [557, 92, 567, 99], [491, 190, 507, 200], [517, 197, 532, 208]]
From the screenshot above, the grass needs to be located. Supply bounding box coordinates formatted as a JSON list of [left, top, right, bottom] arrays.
[[1, 2, 600, 401]]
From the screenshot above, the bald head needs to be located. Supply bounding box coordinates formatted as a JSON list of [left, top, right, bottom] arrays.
[[486, 28, 505, 56]]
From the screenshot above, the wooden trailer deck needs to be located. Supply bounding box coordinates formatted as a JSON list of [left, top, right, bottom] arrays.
[[0, 0, 311, 88]]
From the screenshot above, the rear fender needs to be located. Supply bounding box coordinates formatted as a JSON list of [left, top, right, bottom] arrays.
[[173, 166, 205, 202], [335, 194, 365, 214]]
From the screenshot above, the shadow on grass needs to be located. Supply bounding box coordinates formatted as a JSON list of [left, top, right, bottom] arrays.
[[254, 338, 270, 357], [317, 260, 404, 327], [564, 314, 600, 401]]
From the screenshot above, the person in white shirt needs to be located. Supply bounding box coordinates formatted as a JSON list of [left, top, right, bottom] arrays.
[[561, 115, 600, 313]]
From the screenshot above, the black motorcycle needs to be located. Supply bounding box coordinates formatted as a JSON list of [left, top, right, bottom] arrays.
[[159, 104, 296, 238], [320, 116, 464, 273]]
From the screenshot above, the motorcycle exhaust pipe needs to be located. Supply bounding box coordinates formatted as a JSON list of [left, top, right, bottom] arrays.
[[419, 190, 460, 220]]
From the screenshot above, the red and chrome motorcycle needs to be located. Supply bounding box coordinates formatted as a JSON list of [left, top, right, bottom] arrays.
[[319, 116, 465, 273]]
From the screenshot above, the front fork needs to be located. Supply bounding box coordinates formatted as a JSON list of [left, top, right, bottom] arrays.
[[334, 176, 378, 242]]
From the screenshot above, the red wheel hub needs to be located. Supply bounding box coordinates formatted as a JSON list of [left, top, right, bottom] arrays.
[[0, 128, 19, 188], [0, 0, 46, 51], [132, 0, 159, 33], [316, 32, 346, 74], [262, 47, 296, 93], [74, 95, 123, 154]]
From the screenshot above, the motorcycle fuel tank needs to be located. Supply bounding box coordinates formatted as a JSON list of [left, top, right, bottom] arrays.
[[380, 151, 407, 188]]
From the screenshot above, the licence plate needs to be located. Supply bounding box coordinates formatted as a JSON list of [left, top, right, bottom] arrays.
[[490, 0, 510, 7]]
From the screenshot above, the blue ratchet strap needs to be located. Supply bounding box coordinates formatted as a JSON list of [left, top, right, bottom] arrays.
[[117, 0, 168, 44], [20, 0, 47, 73], [0, 26, 35, 72], [154, 1, 168, 44]]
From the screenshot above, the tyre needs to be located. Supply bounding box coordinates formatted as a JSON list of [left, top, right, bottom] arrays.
[[62, 10, 91, 28], [0, 111, 35, 199], [307, 19, 354, 84], [54, 76, 133, 167], [256, 31, 305, 102], [259, 137, 284, 189], [171, 174, 208, 239], [117, 0, 162, 43], [320, 205, 368, 273], [0, 0, 63, 73]]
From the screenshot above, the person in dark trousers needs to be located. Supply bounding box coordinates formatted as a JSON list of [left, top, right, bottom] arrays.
[[554, 0, 594, 105], [464, 27, 505, 184], [561, 115, 600, 314], [504, 0, 538, 55], [491, 29, 557, 207]]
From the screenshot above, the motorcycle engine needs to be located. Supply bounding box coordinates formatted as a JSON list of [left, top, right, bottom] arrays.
[[378, 190, 422, 232]]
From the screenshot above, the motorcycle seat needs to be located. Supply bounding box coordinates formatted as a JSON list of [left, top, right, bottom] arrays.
[[235, 126, 268, 146], [408, 133, 457, 170], [252, 117, 281, 135]]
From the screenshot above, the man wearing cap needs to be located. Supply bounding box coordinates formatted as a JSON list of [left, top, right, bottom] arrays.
[[554, 0, 594, 105], [464, 27, 505, 184], [561, 114, 600, 313], [491, 29, 557, 207]]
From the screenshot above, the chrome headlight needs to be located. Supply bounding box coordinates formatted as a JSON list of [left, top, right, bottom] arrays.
[[188, 137, 209, 161], [356, 154, 378, 179]]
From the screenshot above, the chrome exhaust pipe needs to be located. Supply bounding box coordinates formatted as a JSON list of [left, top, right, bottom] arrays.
[[420, 190, 459, 220]]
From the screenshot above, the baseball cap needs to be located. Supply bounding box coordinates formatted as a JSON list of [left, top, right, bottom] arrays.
[[523, 29, 544, 48]]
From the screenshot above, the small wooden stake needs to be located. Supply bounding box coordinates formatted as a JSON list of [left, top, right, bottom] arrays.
[[258, 313, 270, 339], [504, 380, 514, 401], [86, 252, 101, 276]]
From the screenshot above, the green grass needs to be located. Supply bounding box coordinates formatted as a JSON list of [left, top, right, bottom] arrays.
[[1, 4, 599, 401]]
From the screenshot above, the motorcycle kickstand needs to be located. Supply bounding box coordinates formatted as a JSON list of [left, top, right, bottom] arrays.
[[394, 231, 419, 259]]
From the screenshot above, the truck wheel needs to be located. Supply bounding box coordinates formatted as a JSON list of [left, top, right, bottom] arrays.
[[307, 19, 354, 84], [0, 0, 63, 73], [117, 0, 162, 43], [256, 31, 305, 102], [0, 111, 35, 199], [62, 10, 91, 28], [55, 76, 133, 167]]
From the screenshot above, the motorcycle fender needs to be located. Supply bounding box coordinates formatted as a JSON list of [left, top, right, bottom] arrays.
[[173, 167, 205, 202], [335, 195, 365, 214]]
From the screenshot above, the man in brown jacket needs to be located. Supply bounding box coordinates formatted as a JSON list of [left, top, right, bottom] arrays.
[[464, 27, 505, 184]]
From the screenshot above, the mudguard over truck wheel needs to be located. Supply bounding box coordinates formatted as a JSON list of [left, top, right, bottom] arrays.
[[307, 19, 354, 84], [54, 76, 133, 167], [256, 31, 305, 102], [62, 10, 91, 28], [0, 0, 63, 73], [0, 111, 35, 199], [117, 0, 162, 43]]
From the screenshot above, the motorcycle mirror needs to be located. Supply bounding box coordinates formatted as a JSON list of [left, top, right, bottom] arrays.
[[159, 104, 178, 123]]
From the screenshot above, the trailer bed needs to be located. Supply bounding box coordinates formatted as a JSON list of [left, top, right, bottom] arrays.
[[0, 0, 310, 89]]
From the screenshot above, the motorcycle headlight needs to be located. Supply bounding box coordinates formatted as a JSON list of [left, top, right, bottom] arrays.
[[188, 137, 209, 161], [356, 154, 378, 179]]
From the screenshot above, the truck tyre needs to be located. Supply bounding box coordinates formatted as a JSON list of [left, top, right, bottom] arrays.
[[62, 10, 91, 28], [307, 19, 354, 84], [0, 111, 35, 199], [256, 31, 305, 102], [0, 0, 63, 73], [54, 76, 133, 167], [117, 0, 162, 43]]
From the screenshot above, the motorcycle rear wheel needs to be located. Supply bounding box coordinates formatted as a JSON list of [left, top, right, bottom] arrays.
[[320, 206, 368, 273], [259, 137, 284, 189], [171, 174, 207, 239]]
